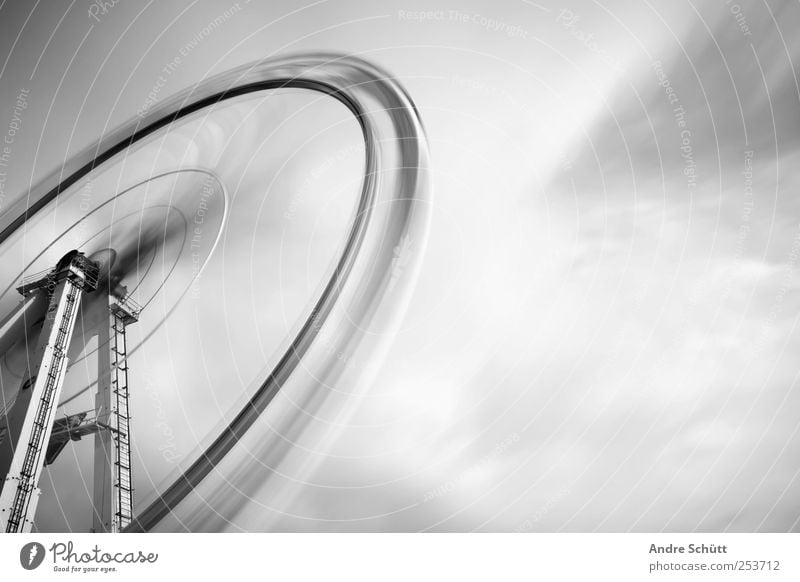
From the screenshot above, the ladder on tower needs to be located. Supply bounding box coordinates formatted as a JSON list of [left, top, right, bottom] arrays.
[[109, 306, 134, 530], [3, 280, 81, 532]]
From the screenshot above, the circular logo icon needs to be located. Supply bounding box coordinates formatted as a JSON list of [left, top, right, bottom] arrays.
[[20, 542, 46, 570]]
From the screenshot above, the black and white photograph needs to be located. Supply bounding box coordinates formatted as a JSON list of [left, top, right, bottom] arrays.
[[0, 1, 797, 579]]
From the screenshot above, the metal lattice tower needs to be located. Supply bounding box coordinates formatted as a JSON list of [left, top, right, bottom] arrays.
[[31, 295, 139, 532], [0, 251, 99, 532], [0, 249, 141, 533], [89, 292, 139, 533], [108, 302, 136, 531]]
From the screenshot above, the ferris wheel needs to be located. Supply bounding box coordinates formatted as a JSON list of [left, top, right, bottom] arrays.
[[0, 53, 431, 533]]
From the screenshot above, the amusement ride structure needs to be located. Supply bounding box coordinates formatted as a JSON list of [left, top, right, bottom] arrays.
[[0, 53, 431, 533]]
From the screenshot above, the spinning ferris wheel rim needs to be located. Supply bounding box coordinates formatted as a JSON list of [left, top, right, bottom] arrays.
[[0, 53, 431, 532]]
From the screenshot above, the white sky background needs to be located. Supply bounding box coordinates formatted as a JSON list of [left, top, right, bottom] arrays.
[[0, 0, 799, 531]]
